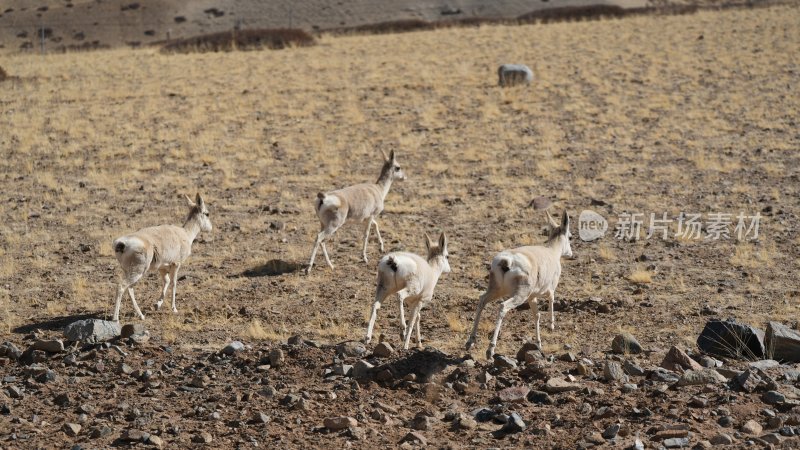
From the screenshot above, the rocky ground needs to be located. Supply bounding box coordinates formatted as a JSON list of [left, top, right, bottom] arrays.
[[2, 318, 800, 449]]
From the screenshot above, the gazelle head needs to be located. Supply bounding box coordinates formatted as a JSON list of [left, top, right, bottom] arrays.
[[546, 210, 572, 258], [425, 231, 451, 274], [185, 193, 213, 232], [379, 149, 406, 182]]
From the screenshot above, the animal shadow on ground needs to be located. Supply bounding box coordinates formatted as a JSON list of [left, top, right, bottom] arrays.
[[379, 348, 466, 383], [239, 259, 303, 277], [12, 312, 102, 334]]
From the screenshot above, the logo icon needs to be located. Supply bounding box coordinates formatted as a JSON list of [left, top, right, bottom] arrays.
[[578, 210, 607, 242]]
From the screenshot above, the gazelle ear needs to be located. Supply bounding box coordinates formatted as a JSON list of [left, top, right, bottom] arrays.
[[379, 148, 389, 161], [424, 233, 433, 251], [389, 150, 396, 162], [545, 210, 559, 228], [184, 194, 196, 207], [561, 211, 569, 229], [439, 232, 448, 251], [196, 193, 206, 209]]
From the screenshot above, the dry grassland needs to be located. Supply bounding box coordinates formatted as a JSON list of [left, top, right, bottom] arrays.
[[1, 5, 798, 360]]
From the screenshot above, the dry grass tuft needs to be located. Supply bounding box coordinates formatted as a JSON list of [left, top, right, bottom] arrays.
[[628, 269, 653, 284]]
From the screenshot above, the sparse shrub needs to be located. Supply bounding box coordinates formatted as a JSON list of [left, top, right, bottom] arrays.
[[0, 65, 7, 82], [160, 28, 315, 54], [339, 19, 434, 35]]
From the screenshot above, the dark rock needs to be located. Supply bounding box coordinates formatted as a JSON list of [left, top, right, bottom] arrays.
[[336, 341, 366, 357], [602, 423, 620, 439], [410, 412, 436, 431], [612, 333, 643, 354], [759, 433, 782, 444], [762, 391, 786, 405], [192, 431, 213, 443], [472, 407, 496, 422], [0, 342, 22, 360], [527, 390, 553, 405], [120, 324, 145, 339], [649, 368, 680, 383], [734, 370, 763, 392], [766, 322, 800, 363], [623, 360, 645, 376], [697, 319, 765, 360], [493, 355, 517, 370], [269, 348, 285, 367], [63, 319, 121, 343], [496, 412, 526, 436], [352, 360, 374, 379]]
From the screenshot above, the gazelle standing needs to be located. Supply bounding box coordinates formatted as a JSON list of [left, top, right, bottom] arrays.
[[365, 232, 451, 350], [111, 193, 212, 321], [465, 211, 573, 359], [307, 150, 406, 273]]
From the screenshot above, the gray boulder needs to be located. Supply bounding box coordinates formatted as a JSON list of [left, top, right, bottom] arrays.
[[697, 319, 765, 360], [766, 322, 800, 363], [64, 319, 121, 343]]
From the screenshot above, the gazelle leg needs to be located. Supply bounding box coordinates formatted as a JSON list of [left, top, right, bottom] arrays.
[[486, 288, 530, 360]]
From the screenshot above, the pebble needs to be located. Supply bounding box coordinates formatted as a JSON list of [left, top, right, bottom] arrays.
[[603, 361, 626, 382], [336, 341, 367, 357], [545, 378, 581, 393], [710, 433, 734, 445], [741, 419, 763, 435], [611, 333, 643, 354], [373, 342, 394, 358], [493, 355, 517, 370], [497, 386, 529, 403], [62, 423, 81, 437], [324, 416, 357, 431], [602, 423, 620, 439], [269, 348, 285, 367], [221, 341, 245, 355], [762, 391, 785, 405], [192, 431, 213, 443]]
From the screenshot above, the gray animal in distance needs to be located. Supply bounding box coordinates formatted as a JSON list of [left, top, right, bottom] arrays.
[[498, 64, 533, 87]]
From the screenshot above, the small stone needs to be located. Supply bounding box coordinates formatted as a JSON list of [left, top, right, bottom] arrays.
[[516, 340, 542, 361], [498, 412, 526, 434], [497, 386, 529, 403], [120, 323, 145, 339], [699, 356, 721, 368], [622, 383, 638, 393], [663, 437, 690, 448], [741, 419, 763, 435], [376, 369, 394, 382], [455, 415, 477, 430], [90, 426, 113, 438], [576, 361, 593, 376], [689, 396, 709, 408], [545, 378, 581, 393], [352, 360, 374, 379], [334, 364, 353, 377], [31, 339, 65, 353], [269, 349, 285, 367], [399, 431, 427, 446], [121, 429, 147, 442], [410, 413, 436, 431], [527, 390, 553, 405], [611, 333, 642, 354], [623, 360, 645, 376], [655, 429, 689, 440], [192, 431, 212, 444], [146, 434, 164, 448], [676, 369, 727, 386], [749, 359, 780, 370], [476, 371, 493, 384], [779, 426, 795, 437], [63, 423, 81, 437], [710, 433, 734, 445], [762, 391, 786, 405], [759, 433, 782, 444], [221, 341, 245, 355], [602, 423, 620, 439], [560, 352, 577, 362], [189, 375, 210, 388], [661, 346, 704, 372], [324, 416, 357, 431], [586, 432, 606, 445], [373, 342, 394, 358], [493, 355, 517, 370], [336, 341, 367, 357], [603, 361, 626, 382], [252, 412, 269, 424], [117, 362, 134, 375]]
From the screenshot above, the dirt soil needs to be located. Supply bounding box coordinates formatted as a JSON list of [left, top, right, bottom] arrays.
[[1, 3, 799, 449]]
